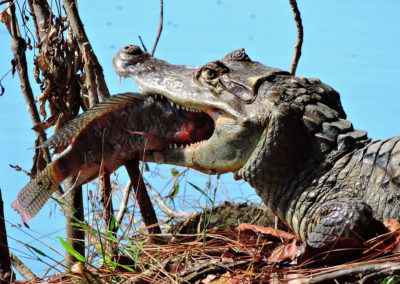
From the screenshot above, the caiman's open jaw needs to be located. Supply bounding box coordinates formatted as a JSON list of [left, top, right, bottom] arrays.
[[113, 45, 287, 174]]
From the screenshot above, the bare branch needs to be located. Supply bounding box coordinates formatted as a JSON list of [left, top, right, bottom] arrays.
[[150, 0, 163, 56], [289, 0, 303, 75], [125, 159, 161, 235], [101, 169, 115, 237], [9, 252, 35, 281], [8, 3, 52, 166], [82, 43, 99, 107], [115, 180, 132, 226], [62, 0, 110, 100]]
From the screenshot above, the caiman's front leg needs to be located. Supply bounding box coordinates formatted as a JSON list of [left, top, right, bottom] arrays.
[[304, 197, 385, 248]]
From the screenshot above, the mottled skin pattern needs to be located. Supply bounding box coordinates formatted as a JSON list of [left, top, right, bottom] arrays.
[[113, 46, 400, 248]]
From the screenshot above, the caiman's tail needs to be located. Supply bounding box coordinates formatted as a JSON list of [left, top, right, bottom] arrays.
[[11, 161, 62, 223]]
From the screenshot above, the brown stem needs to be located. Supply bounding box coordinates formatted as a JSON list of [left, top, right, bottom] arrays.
[[82, 43, 99, 107], [9, 252, 35, 281], [289, 0, 303, 75], [26, 0, 51, 47], [125, 160, 161, 235], [8, 3, 52, 165], [62, 0, 110, 100], [101, 169, 115, 235], [64, 180, 85, 269], [0, 190, 13, 283], [150, 0, 163, 56]]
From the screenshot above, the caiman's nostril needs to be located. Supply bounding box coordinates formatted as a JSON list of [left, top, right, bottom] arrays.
[[124, 45, 143, 55]]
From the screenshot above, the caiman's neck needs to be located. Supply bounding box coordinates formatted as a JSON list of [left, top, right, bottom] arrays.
[[236, 75, 371, 218], [238, 116, 371, 215]]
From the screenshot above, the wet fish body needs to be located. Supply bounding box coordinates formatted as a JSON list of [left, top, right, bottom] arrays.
[[12, 93, 185, 222]]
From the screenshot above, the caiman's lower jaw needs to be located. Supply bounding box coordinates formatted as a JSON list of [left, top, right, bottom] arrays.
[[145, 94, 248, 174]]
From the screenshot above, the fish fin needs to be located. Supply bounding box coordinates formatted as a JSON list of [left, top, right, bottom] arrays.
[[39, 92, 146, 149], [12, 161, 63, 222], [74, 169, 101, 188]]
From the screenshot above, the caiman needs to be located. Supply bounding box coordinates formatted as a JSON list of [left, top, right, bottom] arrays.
[[113, 45, 400, 248], [12, 93, 213, 222]]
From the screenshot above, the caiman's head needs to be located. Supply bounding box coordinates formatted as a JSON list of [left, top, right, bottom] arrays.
[[114, 46, 326, 176]]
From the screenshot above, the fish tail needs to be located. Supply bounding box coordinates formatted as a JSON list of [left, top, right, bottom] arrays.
[[12, 161, 62, 223]]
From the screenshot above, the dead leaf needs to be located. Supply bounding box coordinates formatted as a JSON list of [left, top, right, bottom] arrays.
[[36, 52, 50, 72], [0, 9, 11, 34], [384, 219, 400, 232], [267, 238, 299, 264], [32, 114, 59, 132], [236, 223, 297, 241]]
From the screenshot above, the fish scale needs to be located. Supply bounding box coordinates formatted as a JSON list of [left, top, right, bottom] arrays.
[[12, 93, 185, 222]]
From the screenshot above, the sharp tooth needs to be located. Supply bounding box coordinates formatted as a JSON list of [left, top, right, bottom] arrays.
[[118, 76, 121, 83], [173, 143, 177, 149], [169, 144, 173, 149], [170, 101, 174, 107], [177, 105, 180, 110]]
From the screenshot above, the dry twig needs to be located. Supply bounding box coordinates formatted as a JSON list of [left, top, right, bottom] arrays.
[[150, 0, 163, 56], [9, 252, 35, 281], [115, 180, 132, 226], [125, 160, 161, 235], [289, 0, 303, 75], [309, 260, 400, 283]]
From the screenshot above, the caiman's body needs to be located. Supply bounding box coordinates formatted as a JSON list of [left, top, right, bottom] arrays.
[[113, 46, 400, 248]]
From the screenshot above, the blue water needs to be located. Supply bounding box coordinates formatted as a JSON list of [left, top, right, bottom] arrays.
[[0, 0, 399, 277]]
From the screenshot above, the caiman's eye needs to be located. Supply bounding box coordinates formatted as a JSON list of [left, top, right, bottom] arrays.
[[202, 67, 218, 80]]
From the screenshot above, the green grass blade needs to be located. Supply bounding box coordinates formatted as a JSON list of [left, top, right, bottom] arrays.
[[58, 237, 87, 263]]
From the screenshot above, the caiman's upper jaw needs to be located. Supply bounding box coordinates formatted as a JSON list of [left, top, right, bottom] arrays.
[[113, 45, 243, 119], [113, 45, 265, 174]]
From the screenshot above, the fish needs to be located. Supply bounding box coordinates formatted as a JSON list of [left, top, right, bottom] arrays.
[[11, 92, 206, 222]]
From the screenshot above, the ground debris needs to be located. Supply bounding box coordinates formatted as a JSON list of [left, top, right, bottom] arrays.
[[13, 204, 400, 284]]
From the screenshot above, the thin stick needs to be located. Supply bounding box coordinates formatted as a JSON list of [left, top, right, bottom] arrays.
[[125, 159, 161, 235], [289, 0, 303, 75], [101, 169, 114, 235], [137, 35, 148, 52], [150, 0, 163, 56], [309, 261, 400, 283], [115, 180, 132, 226]]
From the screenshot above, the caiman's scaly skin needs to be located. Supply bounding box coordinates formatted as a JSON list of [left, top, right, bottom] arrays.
[[113, 45, 400, 248]]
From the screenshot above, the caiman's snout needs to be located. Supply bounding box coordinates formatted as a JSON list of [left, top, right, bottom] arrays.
[[122, 45, 143, 56], [113, 45, 152, 78]]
